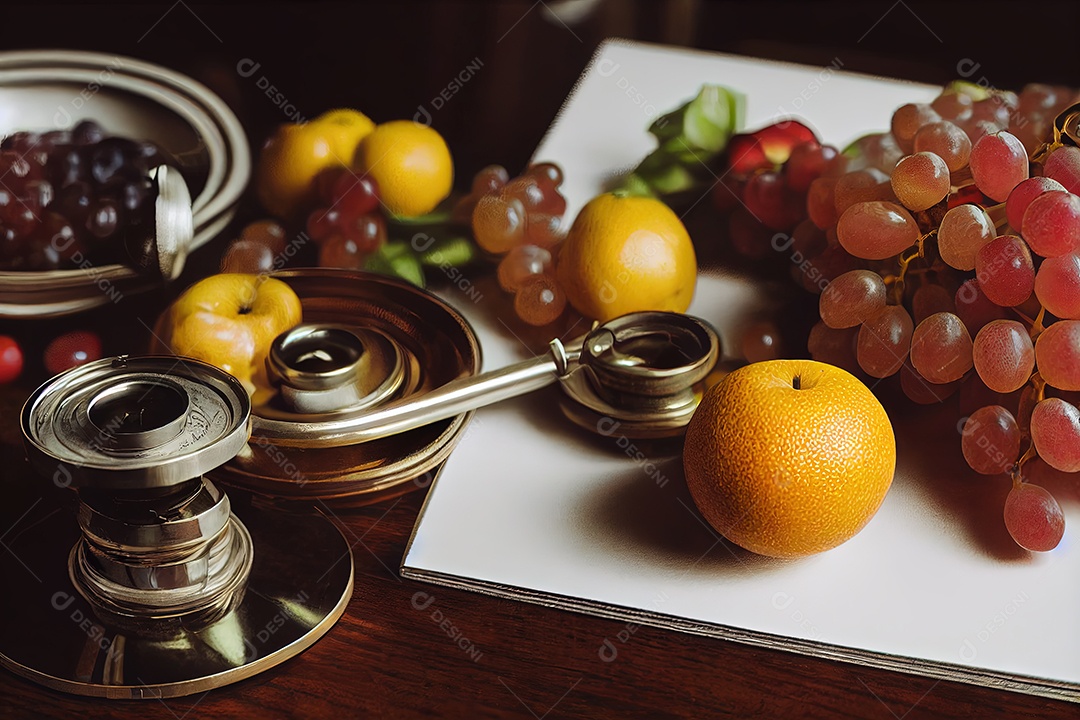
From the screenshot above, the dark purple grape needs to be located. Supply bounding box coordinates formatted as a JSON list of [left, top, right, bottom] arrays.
[[90, 141, 127, 184], [100, 176, 152, 212], [21, 180, 53, 215], [72, 120, 104, 146], [1, 131, 40, 153], [40, 130, 73, 150], [4, 206, 39, 240], [55, 181, 93, 225], [86, 198, 120, 239], [30, 213, 86, 269]]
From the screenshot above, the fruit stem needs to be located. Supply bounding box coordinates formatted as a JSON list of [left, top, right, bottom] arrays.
[[1030, 305, 1047, 339], [1011, 372, 1047, 486], [792, 375, 801, 390], [891, 244, 922, 304]]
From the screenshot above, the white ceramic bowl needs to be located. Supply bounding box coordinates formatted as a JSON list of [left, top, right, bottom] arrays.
[[0, 50, 250, 317]]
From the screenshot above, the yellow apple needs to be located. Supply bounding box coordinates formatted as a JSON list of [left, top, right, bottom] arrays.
[[164, 274, 302, 394]]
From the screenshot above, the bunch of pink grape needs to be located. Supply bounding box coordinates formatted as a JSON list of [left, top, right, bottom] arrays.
[[804, 81, 1080, 553], [457, 163, 569, 326], [0, 120, 161, 271]]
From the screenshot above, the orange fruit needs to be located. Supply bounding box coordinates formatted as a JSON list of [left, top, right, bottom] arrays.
[[256, 108, 375, 219], [354, 120, 453, 217], [556, 192, 696, 322], [683, 359, 895, 558]]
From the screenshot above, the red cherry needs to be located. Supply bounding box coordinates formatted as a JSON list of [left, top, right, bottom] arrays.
[[0, 335, 23, 383]]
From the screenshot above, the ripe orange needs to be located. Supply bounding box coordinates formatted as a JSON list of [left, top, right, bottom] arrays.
[[354, 120, 453, 217], [556, 192, 697, 322], [683, 359, 895, 558]]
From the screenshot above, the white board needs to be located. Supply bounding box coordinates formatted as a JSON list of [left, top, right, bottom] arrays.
[[404, 39, 1080, 702]]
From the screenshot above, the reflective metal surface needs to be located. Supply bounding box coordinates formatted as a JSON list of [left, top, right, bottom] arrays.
[[213, 269, 481, 507], [0, 485, 353, 699]]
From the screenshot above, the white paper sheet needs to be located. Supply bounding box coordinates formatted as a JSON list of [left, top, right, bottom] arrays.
[[403, 40, 1080, 702]]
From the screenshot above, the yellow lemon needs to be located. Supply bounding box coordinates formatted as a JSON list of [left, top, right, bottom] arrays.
[[354, 120, 453, 217], [556, 192, 697, 322]]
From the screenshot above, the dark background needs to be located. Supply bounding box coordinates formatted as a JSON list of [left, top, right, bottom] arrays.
[[4, 1, 1076, 181]]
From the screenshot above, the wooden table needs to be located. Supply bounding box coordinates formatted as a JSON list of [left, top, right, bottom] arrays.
[[1, 481, 1075, 719], [2, 2, 1079, 716]]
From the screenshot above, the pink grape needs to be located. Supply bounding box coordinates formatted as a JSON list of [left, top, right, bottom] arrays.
[[846, 133, 904, 175], [1034, 320, 1080, 391], [1044, 146, 1080, 194], [857, 305, 914, 378], [910, 312, 973, 384], [962, 119, 1003, 145], [498, 244, 552, 293], [1035, 253, 1080, 319], [969, 131, 1029, 202], [938, 204, 994, 270], [913, 121, 972, 172], [1005, 177, 1065, 231], [961, 405, 1021, 474], [741, 321, 782, 363], [974, 235, 1034, 306], [891, 152, 951, 211], [807, 321, 859, 373], [1019, 83, 1058, 115], [972, 319, 1034, 393], [901, 362, 958, 404], [1021, 190, 1080, 257], [1030, 398, 1080, 472], [931, 92, 974, 122], [891, 103, 941, 153], [744, 170, 803, 230], [807, 176, 838, 229], [833, 168, 893, 217], [785, 141, 838, 193], [912, 283, 955, 324], [837, 201, 920, 260], [819, 269, 887, 328], [1004, 483, 1065, 552]]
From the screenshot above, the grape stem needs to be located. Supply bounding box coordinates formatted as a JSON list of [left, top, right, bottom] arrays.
[[1011, 372, 1047, 487], [890, 234, 931, 304]]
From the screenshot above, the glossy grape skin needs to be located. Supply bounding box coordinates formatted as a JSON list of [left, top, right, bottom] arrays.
[[836, 201, 920, 260], [1043, 146, 1080, 194], [1030, 398, 1080, 472], [913, 121, 971, 172], [497, 244, 552, 293], [785, 141, 837, 193], [807, 176, 838, 229], [961, 405, 1021, 474], [472, 194, 526, 254], [857, 305, 914, 378], [743, 170, 802, 231], [931, 92, 974, 122], [332, 173, 380, 220], [527, 162, 564, 188], [472, 165, 510, 196], [974, 235, 1035, 307], [891, 103, 941, 153], [1034, 320, 1080, 391], [502, 176, 547, 211], [818, 269, 886, 328], [240, 219, 287, 255], [514, 275, 565, 326], [972, 320, 1034, 393], [740, 321, 782, 363], [525, 213, 563, 248], [306, 208, 342, 242], [1021, 190, 1080, 258], [1005, 177, 1065, 232], [909, 312, 973, 384], [221, 239, 275, 274], [937, 205, 993, 273], [1035, 253, 1080, 319], [318, 235, 365, 269], [891, 152, 951, 211], [969, 131, 1029, 202], [44, 331, 102, 375], [1004, 483, 1065, 552], [833, 168, 893, 217], [912, 284, 955, 324]]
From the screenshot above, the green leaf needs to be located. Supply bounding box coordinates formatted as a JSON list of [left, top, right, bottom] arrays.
[[418, 235, 476, 267], [682, 84, 744, 152], [364, 241, 425, 287]]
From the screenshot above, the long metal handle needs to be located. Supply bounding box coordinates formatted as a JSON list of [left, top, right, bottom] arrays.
[[253, 340, 581, 447]]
